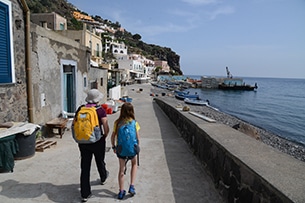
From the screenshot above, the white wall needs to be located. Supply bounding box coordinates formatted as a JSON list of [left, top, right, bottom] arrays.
[[109, 85, 121, 100]]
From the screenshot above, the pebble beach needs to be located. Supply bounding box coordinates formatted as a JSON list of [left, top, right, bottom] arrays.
[[150, 86, 305, 162]]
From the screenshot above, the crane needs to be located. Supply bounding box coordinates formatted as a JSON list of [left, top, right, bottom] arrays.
[[226, 67, 233, 78]]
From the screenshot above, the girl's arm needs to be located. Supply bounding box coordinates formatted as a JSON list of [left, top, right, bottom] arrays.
[[111, 131, 116, 148]]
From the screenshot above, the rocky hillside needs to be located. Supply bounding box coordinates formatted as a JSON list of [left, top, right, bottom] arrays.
[[25, 0, 182, 74]]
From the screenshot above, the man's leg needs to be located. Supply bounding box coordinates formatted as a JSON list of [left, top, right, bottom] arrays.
[[79, 145, 93, 198]]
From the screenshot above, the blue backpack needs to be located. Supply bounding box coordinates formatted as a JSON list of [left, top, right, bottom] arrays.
[[116, 120, 139, 158]]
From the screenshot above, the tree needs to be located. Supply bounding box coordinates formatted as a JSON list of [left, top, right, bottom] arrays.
[[114, 30, 124, 40], [132, 34, 141, 41]]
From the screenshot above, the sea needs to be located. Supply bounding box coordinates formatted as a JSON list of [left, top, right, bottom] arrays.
[[185, 76, 305, 147]]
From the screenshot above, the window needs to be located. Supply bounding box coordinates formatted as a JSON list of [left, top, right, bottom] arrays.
[[83, 76, 87, 88], [89, 40, 92, 53], [0, 0, 15, 84], [96, 43, 99, 57], [59, 22, 65, 30], [100, 78, 103, 86]]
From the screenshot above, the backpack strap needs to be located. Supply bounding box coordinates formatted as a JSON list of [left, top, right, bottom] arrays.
[[73, 104, 85, 122], [131, 120, 140, 167], [124, 159, 129, 175], [94, 105, 103, 133]]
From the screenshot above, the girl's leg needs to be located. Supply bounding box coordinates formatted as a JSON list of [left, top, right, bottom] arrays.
[[128, 156, 137, 196], [130, 156, 137, 185], [118, 158, 126, 191]]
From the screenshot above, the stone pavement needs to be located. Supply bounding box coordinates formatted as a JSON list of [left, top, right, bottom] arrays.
[[0, 83, 224, 203]]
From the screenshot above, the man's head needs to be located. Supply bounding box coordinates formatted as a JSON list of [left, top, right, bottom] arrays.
[[85, 89, 104, 104]]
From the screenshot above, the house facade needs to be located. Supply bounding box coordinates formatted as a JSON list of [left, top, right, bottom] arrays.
[[30, 23, 92, 123]]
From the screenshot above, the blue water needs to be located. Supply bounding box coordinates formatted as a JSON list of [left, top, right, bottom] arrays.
[[185, 76, 305, 146]]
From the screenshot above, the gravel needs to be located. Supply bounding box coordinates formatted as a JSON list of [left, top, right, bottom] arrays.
[[151, 87, 305, 162]]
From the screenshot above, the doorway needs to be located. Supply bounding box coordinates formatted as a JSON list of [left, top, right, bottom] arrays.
[[63, 64, 76, 117]]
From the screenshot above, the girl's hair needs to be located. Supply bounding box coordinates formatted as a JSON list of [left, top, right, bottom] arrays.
[[115, 102, 135, 131]]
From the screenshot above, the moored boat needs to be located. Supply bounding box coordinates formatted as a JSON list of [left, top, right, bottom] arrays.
[[184, 98, 209, 106], [174, 89, 188, 95], [218, 67, 258, 91], [175, 92, 199, 100], [218, 83, 257, 91]]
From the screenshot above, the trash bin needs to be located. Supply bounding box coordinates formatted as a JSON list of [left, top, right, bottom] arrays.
[[14, 129, 38, 160]]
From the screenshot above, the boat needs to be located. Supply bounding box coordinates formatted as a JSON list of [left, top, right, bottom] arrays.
[[218, 83, 258, 91], [175, 92, 199, 100], [184, 98, 209, 106], [218, 67, 258, 91], [174, 89, 189, 95]]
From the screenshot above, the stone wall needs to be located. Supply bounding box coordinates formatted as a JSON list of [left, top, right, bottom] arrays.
[[0, 0, 28, 123], [154, 98, 305, 203]]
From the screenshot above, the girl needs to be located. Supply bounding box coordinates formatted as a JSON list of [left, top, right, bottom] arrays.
[[111, 102, 140, 200]]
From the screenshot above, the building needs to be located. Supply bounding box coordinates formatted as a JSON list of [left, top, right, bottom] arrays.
[[73, 11, 93, 22], [59, 22, 103, 66], [116, 54, 147, 83], [30, 12, 67, 30], [112, 41, 128, 55], [154, 60, 170, 72]]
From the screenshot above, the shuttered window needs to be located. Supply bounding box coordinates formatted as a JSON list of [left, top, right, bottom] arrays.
[[0, 0, 14, 84]]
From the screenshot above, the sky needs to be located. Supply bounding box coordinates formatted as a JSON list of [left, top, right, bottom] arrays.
[[68, 0, 305, 79]]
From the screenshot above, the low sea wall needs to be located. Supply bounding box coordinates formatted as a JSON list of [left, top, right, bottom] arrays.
[[154, 98, 305, 203]]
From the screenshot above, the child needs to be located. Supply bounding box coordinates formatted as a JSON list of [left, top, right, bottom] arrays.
[[111, 102, 140, 200]]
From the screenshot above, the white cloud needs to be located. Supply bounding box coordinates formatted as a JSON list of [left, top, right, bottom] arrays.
[[181, 0, 219, 5], [134, 23, 189, 36], [209, 6, 235, 20]]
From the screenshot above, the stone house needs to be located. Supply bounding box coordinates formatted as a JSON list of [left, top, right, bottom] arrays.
[[0, 0, 108, 127]]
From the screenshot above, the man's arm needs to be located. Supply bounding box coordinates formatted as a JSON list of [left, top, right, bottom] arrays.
[[101, 117, 109, 138]]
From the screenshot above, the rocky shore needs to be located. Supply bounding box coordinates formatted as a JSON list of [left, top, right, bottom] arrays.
[[150, 86, 305, 162]]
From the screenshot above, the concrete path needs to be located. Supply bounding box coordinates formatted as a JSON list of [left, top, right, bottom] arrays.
[[0, 83, 224, 203]]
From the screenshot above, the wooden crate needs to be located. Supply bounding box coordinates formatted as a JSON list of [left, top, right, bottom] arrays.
[[35, 140, 57, 152]]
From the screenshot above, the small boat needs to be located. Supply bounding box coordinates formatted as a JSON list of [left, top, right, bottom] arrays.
[[184, 98, 209, 106], [175, 93, 199, 100], [174, 89, 188, 95]]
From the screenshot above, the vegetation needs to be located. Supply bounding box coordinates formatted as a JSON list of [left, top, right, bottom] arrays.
[[25, 0, 182, 74]]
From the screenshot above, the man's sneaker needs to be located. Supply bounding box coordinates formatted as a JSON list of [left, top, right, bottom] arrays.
[[81, 194, 92, 202], [101, 170, 109, 185], [118, 190, 126, 200], [128, 185, 136, 196]]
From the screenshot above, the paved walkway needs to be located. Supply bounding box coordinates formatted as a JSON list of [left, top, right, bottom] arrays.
[[0, 83, 224, 203]]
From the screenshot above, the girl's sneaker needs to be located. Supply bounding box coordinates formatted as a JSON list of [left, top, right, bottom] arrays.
[[118, 190, 126, 199], [128, 185, 136, 196]]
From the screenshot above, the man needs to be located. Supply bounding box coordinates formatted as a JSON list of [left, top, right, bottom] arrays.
[[77, 89, 109, 202]]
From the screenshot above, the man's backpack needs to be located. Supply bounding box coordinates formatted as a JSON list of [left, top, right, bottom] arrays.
[[116, 120, 139, 157], [72, 105, 102, 144]]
